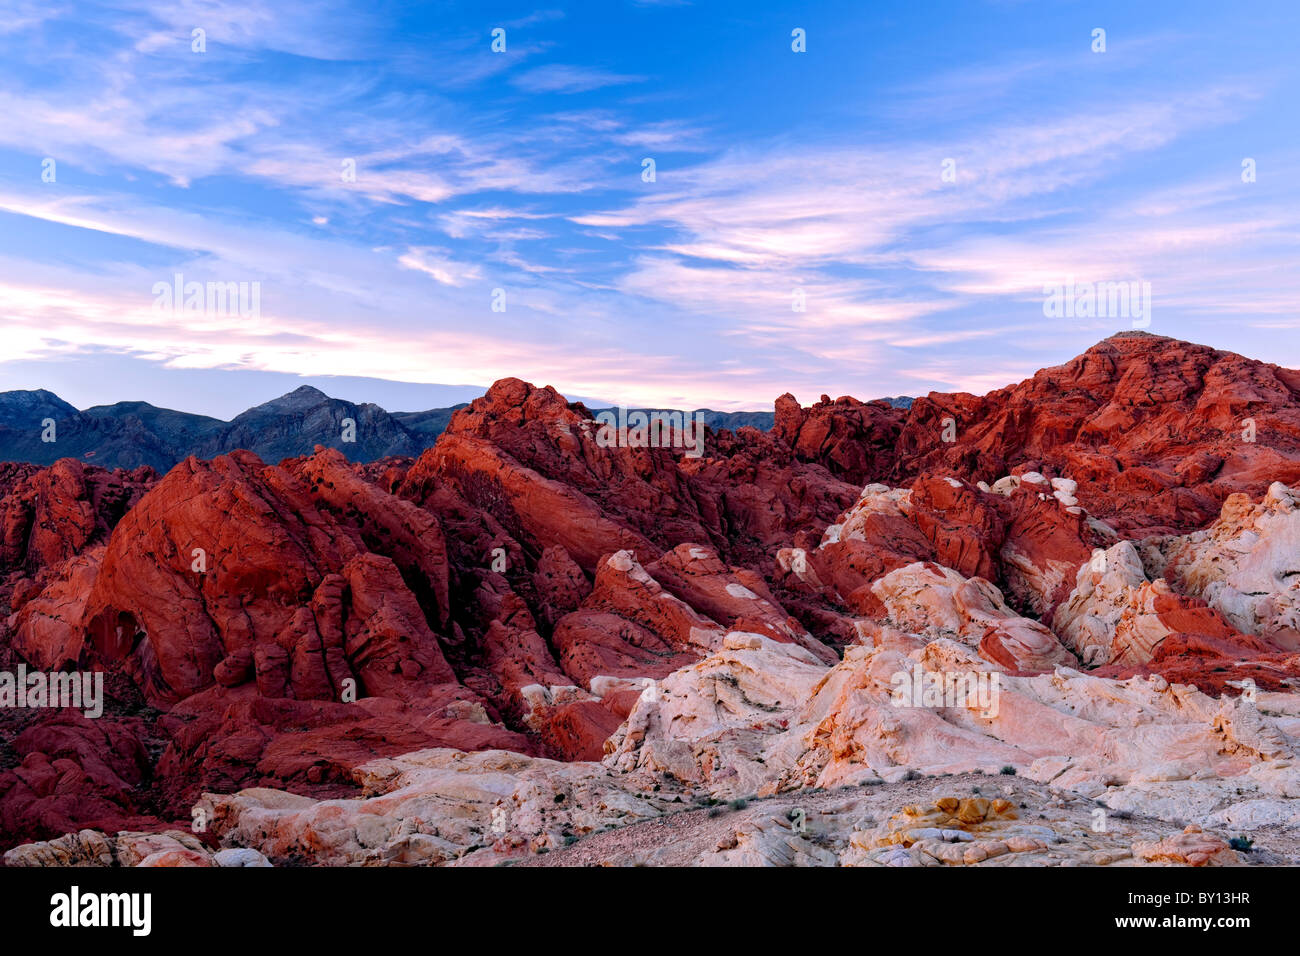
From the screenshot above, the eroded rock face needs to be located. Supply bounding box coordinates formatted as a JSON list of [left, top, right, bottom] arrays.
[[647, 543, 835, 663], [869, 562, 1076, 672], [80, 450, 459, 708], [842, 796, 1116, 867], [0, 459, 154, 578], [782, 475, 1100, 631], [198, 748, 692, 867], [0, 449, 538, 846], [153, 688, 534, 814], [601, 627, 1300, 840], [1, 461, 155, 673], [1154, 482, 1300, 649], [1054, 540, 1268, 670], [503, 545, 837, 762], [604, 632, 830, 796], [79, 627, 1299, 867], [1051, 487, 1300, 692], [773, 392, 905, 485], [1132, 826, 1241, 867], [0, 712, 158, 843], [10, 547, 105, 669], [4, 334, 1300, 866], [886, 333, 1300, 535], [3, 828, 237, 868]]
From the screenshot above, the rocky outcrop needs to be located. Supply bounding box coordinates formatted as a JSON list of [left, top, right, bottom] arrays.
[[773, 392, 905, 484], [887, 333, 1300, 534], [0, 458, 153, 578], [773, 334, 1300, 536], [85, 627, 1299, 867], [1153, 482, 1300, 649], [0, 449, 536, 846], [779, 474, 1099, 630], [0, 712, 159, 843], [868, 562, 1077, 672], [4, 334, 1300, 867], [1053, 486, 1300, 692], [603, 623, 1300, 830], [198, 748, 690, 867], [79, 450, 461, 708]]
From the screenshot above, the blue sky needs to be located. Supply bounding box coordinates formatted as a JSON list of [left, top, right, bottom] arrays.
[[0, 0, 1297, 418]]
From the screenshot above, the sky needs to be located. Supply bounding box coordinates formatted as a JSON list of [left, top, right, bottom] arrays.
[[0, 0, 1297, 418]]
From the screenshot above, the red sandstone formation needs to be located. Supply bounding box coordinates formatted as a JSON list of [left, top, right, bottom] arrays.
[[774, 392, 904, 484], [2, 332, 1300, 855], [890, 333, 1300, 534]]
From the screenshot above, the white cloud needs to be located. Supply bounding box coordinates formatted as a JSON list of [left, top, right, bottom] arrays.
[[512, 64, 645, 94]]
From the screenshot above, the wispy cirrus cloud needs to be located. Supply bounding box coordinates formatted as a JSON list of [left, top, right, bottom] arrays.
[[397, 247, 483, 286], [0, 0, 1297, 417], [511, 63, 646, 94]]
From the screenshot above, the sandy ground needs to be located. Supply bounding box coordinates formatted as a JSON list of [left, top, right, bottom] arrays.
[[501, 772, 1298, 867]]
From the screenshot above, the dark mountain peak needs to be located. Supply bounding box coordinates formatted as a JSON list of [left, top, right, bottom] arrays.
[[86, 400, 161, 414], [4, 333, 1280, 475], [238, 385, 341, 418], [85, 400, 223, 423], [0, 389, 79, 419], [276, 384, 333, 404]]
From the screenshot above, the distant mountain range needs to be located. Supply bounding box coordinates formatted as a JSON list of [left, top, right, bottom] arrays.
[[0, 386, 915, 472]]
